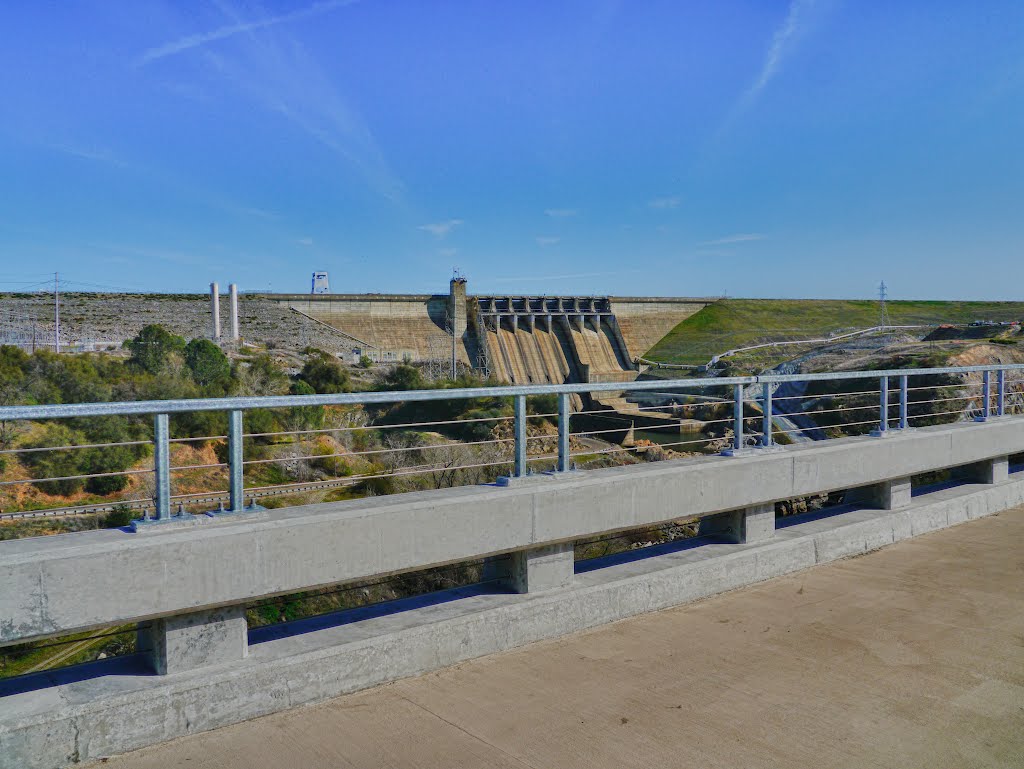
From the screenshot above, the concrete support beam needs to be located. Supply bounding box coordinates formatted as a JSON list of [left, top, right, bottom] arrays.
[[525, 314, 535, 332], [698, 503, 775, 544], [138, 606, 248, 676], [957, 456, 1009, 485], [487, 543, 574, 593], [856, 477, 913, 510]]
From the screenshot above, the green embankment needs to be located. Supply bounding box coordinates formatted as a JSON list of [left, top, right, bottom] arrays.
[[645, 299, 1024, 365]]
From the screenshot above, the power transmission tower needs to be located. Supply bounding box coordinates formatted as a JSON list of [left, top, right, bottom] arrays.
[[877, 281, 891, 328]]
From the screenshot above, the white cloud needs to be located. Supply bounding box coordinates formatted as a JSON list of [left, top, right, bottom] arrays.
[[648, 196, 681, 210], [745, 0, 817, 100], [536, 236, 561, 246], [135, 0, 361, 66], [544, 208, 577, 218], [699, 233, 767, 246], [134, 1, 403, 202], [194, 28, 404, 202], [418, 219, 463, 237], [297, 237, 314, 246], [438, 247, 458, 258]]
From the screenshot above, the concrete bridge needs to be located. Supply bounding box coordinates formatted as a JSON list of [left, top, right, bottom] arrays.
[[1, 366, 1023, 767], [99, 504, 1024, 769]]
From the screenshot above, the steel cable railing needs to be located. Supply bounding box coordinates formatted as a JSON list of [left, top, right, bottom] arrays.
[[2, 363, 1024, 524]]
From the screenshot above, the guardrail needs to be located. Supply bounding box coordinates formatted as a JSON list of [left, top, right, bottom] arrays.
[[1, 363, 1023, 524]]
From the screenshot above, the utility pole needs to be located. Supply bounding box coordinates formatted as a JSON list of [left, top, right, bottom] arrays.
[[878, 281, 891, 328], [54, 272, 60, 353]]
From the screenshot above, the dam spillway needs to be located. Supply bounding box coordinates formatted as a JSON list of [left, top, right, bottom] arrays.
[[477, 296, 636, 385]]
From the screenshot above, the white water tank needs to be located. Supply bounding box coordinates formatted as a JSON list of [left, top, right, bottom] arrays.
[[312, 271, 330, 294]]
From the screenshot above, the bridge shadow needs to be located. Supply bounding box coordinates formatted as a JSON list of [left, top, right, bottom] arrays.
[[575, 535, 712, 573], [911, 479, 973, 497], [248, 582, 509, 646], [0, 653, 152, 698], [775, 502, 864, 528]]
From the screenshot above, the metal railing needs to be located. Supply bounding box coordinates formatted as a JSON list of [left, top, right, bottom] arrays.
[[1, 363, 1023, 523]]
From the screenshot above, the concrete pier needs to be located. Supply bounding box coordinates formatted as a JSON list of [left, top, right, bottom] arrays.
[[138, 606, 248, 676], [698, 502, 775, 543], [862, 476, 913, 510], [487, 543, 575, 593], [959, 455, 1009, 485]]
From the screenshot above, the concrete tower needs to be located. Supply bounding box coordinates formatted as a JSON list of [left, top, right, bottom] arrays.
[[229, 283, 239, 341], [449, 275, 468, 340], [210, 282, 221, 340], [448, 274, 468, 378]]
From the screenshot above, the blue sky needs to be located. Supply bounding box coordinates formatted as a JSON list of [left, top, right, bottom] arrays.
[[1, 1, 1022, 298]]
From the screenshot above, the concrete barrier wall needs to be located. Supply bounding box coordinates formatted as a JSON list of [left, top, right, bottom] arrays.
[[2, 416, 1023, 648], [4, 455, 1023, 768]]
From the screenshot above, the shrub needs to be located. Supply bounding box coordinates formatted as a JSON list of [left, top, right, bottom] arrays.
[[22, 423, 86, 496], [297, 353, 351, 394], [101, 504, 135, 528]]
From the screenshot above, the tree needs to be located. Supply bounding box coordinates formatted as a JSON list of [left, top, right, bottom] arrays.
[[298, 352, 351, 394], [125, 325, 186, 375], [184, 339, 231, 390]]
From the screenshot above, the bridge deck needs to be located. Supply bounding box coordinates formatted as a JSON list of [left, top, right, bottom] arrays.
[[101, 506, 1024, 769]]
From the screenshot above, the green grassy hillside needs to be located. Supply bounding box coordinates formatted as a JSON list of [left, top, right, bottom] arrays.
[[645, 299, 1024, 365]]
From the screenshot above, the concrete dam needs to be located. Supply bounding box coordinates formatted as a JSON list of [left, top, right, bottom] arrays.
[[264, 279, 713, 386]]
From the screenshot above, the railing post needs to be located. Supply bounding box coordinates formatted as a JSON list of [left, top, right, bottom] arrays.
[[899, 375, 909, 430], [153, 413, 170, 520], [514, 394, 527, 477], [760, 382, 773, 448], [228, 409, 244, 511], [557, 392, 570, 472], [877, 376, 889, 435], [732, 383, 744, 452], [997, 369, 1006, 417], [977, 370, 991, 422]]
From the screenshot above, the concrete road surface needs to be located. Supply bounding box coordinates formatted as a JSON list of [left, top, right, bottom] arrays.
[[98, 507, 1024, 769]]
